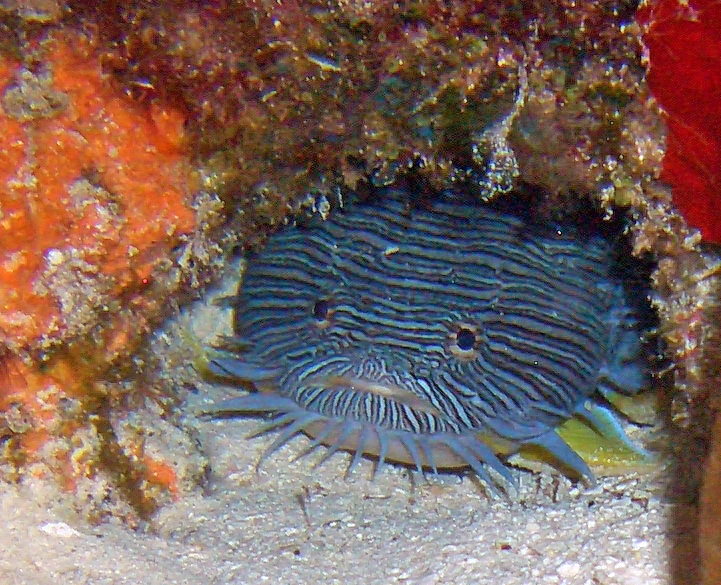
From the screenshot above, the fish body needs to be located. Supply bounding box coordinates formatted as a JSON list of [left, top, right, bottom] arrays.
[[208, 192, 649, 487]]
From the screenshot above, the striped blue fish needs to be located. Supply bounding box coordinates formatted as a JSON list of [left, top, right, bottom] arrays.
[[207, 192, 649, 489]]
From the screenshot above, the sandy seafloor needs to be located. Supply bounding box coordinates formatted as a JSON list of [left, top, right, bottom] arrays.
[[0, 263, 698, 585]]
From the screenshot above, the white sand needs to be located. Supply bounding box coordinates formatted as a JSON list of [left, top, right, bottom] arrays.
[[0, 428, 692, 585]]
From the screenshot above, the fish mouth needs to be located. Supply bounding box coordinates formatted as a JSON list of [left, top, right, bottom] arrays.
[[305, 374, 445, 419], [207, 356, 442, 417]]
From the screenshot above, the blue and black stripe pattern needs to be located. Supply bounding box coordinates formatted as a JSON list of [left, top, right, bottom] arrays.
[[208, 192, 648, 488]]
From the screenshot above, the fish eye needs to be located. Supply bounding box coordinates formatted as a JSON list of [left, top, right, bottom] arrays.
[[456, 328, 476, 351], [448, 325, 479, 358], [312, 298, 330, 321]]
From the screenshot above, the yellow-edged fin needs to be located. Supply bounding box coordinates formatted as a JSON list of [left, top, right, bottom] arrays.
[[177, 322, 250, 379], [316, 375, 446, 418], [509, 408, 658, 477], [471, 432, 516, 456], [198, 346, 226, 379], [602, 388, 658, 425], [174, 322, 215, 376]]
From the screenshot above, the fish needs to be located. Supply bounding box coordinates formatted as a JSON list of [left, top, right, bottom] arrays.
[[205, 190, 651, 490]]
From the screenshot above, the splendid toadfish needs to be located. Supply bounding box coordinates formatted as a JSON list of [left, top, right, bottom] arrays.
[[206, 190, 650, 489]]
